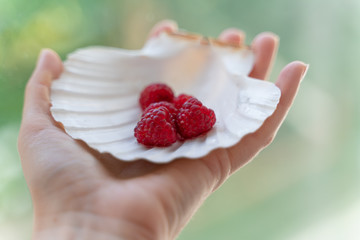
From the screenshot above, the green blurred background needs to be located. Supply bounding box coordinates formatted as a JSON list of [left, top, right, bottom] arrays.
[[1, 0, 360, 239]]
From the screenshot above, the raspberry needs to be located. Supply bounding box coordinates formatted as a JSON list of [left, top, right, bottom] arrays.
[[173, 94, 193, 109], [143, 101, 178, 119], [134, 106, 177, 147], [136, 83, 217, 147], [139, 83, 174, 110], [176, 98, 216, 139]]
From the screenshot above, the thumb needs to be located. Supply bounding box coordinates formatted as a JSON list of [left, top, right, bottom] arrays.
[[21, 49, 63, 131], [19, 49, 64, 155]]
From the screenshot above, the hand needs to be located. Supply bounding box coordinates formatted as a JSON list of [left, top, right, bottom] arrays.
[[18, 20, 308, 240]]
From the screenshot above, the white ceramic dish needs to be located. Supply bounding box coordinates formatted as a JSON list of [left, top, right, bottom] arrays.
[[50, 32, 281, 163]]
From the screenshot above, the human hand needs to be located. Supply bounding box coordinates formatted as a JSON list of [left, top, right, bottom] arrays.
[[18, 20, 308, 240]]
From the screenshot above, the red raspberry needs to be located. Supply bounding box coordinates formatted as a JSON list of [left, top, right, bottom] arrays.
[[176, 98, 216, 139], [134, 106, 177, 147], [173, 94, 193, 109], [139, 83, 174, 110], [143, 101, 178, 119]]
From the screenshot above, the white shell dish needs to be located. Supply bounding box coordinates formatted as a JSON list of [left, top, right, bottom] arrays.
[[50, 32, 281, 163]]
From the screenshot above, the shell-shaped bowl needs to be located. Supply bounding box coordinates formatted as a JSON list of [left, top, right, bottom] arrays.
[[50, 32, 281, 163]]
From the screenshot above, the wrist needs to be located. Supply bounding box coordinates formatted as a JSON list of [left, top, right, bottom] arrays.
[[33, 211, 158, 240]]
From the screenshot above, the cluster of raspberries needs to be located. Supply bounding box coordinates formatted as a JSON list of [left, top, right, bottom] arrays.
[[134, 83, 216, 147]]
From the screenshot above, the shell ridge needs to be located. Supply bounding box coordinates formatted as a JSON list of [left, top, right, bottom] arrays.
[[51, 104, 138, 115], [87, 135, 135, 145], [65, 122, 135, 131]]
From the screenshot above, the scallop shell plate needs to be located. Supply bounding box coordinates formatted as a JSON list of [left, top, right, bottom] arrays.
[[50, 32, 281, 163]]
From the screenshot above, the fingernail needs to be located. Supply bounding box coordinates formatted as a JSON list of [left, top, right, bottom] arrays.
[[268, 32, 280, 43], [151, 19, 178, 38], [164, 19, 178, 30], [300, 64, 309, 82], [258, 32, 279, 43], [36, 49, 48, 69]]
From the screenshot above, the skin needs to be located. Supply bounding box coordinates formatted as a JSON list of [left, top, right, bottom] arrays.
[[18, 19, 308, 240]]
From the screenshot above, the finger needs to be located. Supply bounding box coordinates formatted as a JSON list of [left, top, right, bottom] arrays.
[[218, 28, 246, 46], [148, 19, 178, 38], [264, 61, 308, 135], [228, 61, 309, 170], [22, 49, 63, 130], [249, 32, 279, 80]]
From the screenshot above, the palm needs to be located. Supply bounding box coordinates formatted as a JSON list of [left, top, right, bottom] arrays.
[[18, 20, 307, 239]]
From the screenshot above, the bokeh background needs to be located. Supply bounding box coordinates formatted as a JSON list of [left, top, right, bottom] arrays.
[[1, 0, 360, 239]]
